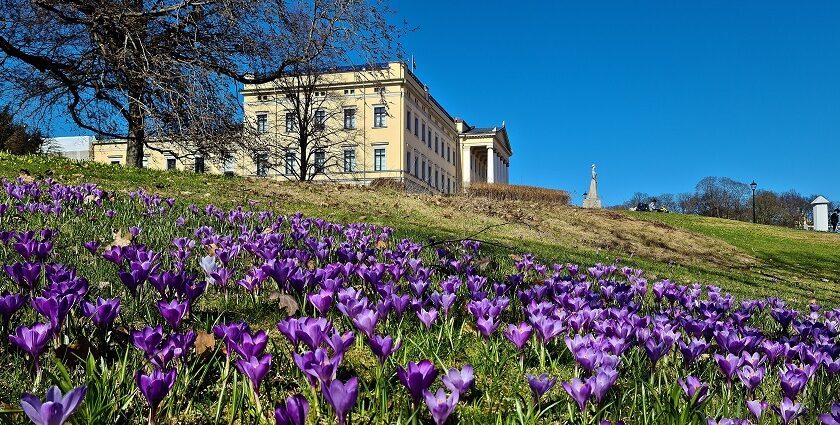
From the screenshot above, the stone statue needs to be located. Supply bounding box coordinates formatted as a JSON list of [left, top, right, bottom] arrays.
[[583, 163, 602, 209]]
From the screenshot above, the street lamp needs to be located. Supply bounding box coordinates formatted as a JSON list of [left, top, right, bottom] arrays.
[[750, 181, 757, 223]]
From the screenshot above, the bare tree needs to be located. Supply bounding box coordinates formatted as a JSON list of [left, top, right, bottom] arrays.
[[0, 0, 402, 167]]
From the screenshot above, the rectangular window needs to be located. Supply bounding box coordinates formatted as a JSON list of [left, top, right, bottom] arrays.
[[284, 152, 295, 176], [435, 170, 439, 189], [314, 110, 326, 131], [314, 149, 326, 173], [421, 122, 426, 142], [166, 158, 176, 170], [194, 156, 205, 173], [414, 117, 419, 136], [223, 154, 236, 175], [374, 106, 387, 128], [447, 177, 451, 193], [421, 160, 426, 179], [256, 113, 268, 134], [285, 112, 296, 133], [406, 111, 412, 130], [406, 151, 411, 171], [414, 156, 418, 177], [374, 148, 386, 171], [343, 149, 356, 172], [428, 131, 432, 148], [343, 109, 356, 129], [428, 165, 432, 184], [435, 135, 438, 153], [256, 153, 269, 177], [110, 158, 121, 165]]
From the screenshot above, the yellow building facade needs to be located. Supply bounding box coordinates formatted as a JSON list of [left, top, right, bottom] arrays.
[[91, 62, 511, 192]]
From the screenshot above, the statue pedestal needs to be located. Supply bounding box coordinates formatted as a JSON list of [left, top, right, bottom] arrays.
[[582, 197, 602, 209]]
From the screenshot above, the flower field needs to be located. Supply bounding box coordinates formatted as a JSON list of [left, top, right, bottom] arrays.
[[1, 175, 840, 424]]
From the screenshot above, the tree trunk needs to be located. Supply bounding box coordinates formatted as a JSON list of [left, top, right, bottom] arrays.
[[126, 93, 145, 167]]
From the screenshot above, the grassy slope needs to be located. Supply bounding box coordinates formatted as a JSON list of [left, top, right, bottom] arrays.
[[3, 153, 838, 307]]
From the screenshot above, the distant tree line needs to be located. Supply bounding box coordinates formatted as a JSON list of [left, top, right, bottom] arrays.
[[0, 106, 44, 155], [617, 176, 823, 228]]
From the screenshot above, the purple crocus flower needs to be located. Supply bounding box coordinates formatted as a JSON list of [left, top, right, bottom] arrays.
[[4, 262, 41, 291], [20, 385, 86, 425], [562, 378, 592, 411], [31, 295, 75, 332], [773, 397, 803, 425], [779, 365, 809, 400], [132, 326, 165, 356], [417, 307, 438, 330], [678, 376, 709, 406], [423, 388, 459, 425], [83, 241, 100, 254], [503, 322, 532, 351], [0, 291, 26, 327], [442, 365, 474, 395], [308, 290, 334, 316], [8, 322, 51, 370], [527, 373, 557, 404], [736, 365, 765, 393], [589, 367, 619, 405], [397, 360, 438, 404], [368, 335, 402, 364], [714, 353, 742, 383], [136, 367, 177, 417], [322, 376, 358, 425], [235, 354, 272, 394], [819, 402, 840, 425], [476, 316, 499, 339], [80, 297, 121, 327], [274, 394, 309, 425], [230, 329, 268, 359], [677, 337, 709, 366], [351, 309, 379, 338], [746, 400, 769, 422], [156, 299, 189, 329]]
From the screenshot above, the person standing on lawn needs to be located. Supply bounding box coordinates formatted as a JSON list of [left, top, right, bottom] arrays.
[[831, 208, 839, 232]]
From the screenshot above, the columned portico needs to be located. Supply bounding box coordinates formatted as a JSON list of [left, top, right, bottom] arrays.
[[455, 119, 512, 189]]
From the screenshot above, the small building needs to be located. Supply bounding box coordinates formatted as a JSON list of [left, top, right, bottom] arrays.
[[42, 136, 95, 161], [811, 196, 830, 232]]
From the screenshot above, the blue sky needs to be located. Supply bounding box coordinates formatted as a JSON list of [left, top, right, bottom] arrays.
[[393, 0, 840, 205]]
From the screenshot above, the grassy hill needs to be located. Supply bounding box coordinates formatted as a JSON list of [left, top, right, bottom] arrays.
[[3, 152, 838, 306]]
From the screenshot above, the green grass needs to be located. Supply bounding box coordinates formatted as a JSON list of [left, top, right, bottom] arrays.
[[2, 152, 838, 307]]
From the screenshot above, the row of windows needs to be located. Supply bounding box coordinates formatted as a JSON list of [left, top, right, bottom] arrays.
[[405, 151, 453, 193], [256, 106, 390, 135], [406, 110, 455, 166]]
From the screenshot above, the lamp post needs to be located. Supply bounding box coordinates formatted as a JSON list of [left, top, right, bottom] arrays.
[[750, 181, 757, 223]]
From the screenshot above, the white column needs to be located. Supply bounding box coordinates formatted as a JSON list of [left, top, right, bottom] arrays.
[[461, 146, 472, 188], [487, 146, 495, 184]]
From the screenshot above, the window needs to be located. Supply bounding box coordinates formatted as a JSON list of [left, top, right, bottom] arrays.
[[434, 135, 438, 153], [142, 157, 149, 168], [406, 111, 412, 130], [285, 112, 296, 133], [110, 157, 121, 165], [223, 154, 236, 175], [314, 149, 326, 173], [414, 117, 419, 136], [166, 158, 176, 170], [421, 122, 426, 142], [284, 152, 296, 176], [374, 148, 386, 171], [421, 160, 426, 179], [343, 109, 356, 129], [314, 110, 326, 131], [256, 113, 268, 134], [257, 153, 269, 177], [447, 145, 451, 162], [428, 131, 432, 148], [406, 151, 411, 171], [428, 165, 431, 184], [343, 149, 356, 172], [414, 156, 419, 177], [447, 177, 451, 193], [435, 170, 439, 189], [373, 106, 387, 128], [195, 156, 205, 173]]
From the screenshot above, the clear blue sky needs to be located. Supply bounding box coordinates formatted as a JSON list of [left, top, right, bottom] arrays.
[[393, 0, 840, 205]]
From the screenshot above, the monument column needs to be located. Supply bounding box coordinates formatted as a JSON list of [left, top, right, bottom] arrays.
[[582, 163, 602, 209], [486, 146, 495, 184]]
